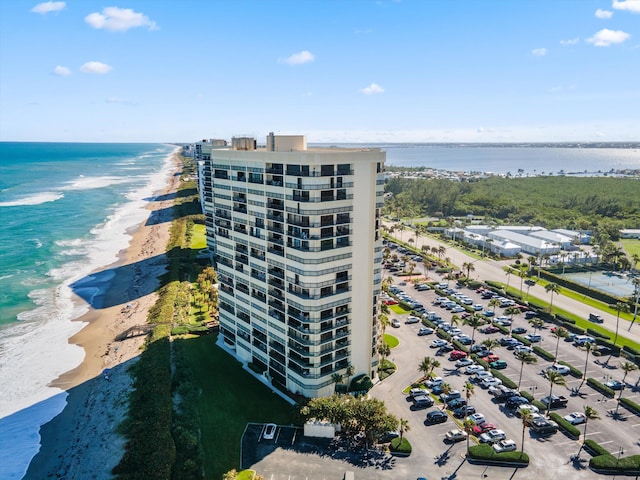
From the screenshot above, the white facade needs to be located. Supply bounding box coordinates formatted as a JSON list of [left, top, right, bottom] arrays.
[[528, 230, 573, 249], [199, 134, 385, 398], [488, 230, 560, 256], [621, 229, 640, 239]]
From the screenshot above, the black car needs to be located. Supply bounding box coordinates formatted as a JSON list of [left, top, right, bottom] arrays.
[[452, 405, 476, 418], [512, 327, 527, 335], [505, 396, 529, 409], [524, 311, 538, 319], [447, 398, 467, 410], [525, 279, 536, 286], [425, 410, 448, 424], [606, 380, 625, 391]]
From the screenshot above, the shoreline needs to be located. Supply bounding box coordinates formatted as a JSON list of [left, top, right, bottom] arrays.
[[23, 150, 182, 479]]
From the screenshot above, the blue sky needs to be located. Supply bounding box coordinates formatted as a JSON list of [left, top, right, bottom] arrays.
[[0, 0, 639, 143]]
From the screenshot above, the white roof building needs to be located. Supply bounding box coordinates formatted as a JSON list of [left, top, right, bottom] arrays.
[[488, 230, 560, 256], [528, 230, 573, 249]]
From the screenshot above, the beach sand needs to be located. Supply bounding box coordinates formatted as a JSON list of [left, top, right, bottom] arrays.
[[23, 151, 182, 480]]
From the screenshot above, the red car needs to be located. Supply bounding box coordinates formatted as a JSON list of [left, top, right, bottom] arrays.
[[450, 350, 468, 360], [384, 299, 398, 305], [472, 422, 497, 435], [485, 354, 500, 363]]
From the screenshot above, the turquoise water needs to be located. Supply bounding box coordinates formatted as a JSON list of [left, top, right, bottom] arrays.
[[0, 142, 176, 479]]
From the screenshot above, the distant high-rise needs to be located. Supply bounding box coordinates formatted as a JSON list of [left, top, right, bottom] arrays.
[[197, 133, 385, 397]]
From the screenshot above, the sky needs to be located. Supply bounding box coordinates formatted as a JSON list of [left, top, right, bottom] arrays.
[[0, 0, 639, 143]]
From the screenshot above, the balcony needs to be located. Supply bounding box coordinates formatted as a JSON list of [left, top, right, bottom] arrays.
[[266, 200, 284, 211], [268, 267, 285, 279]]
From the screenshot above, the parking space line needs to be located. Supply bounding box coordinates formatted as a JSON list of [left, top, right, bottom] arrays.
[[632, 423, 640, 427]]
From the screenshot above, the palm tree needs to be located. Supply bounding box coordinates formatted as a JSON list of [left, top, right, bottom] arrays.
[[503, 267, 513, 292], [613, 301, 630, 345], [439, 383, 452, 409], [223, 469, 239, 480], [377, 342, 391, 361], [450, 314, 462, 328], [345, 365, 355, 392], [545, 370, 567, 417], [515, 351, 537, 389], [422, 258, 432, 279], [551, 326, 569, 360], [488, 298, 500, 313], [464, 380, 475, 415], [399, 417, 410, 440], [463, 418, 476, 454], [379, 313, 390, 335], [482, 338, 501, 353], [576, 406, 600, 457], [545, 282, 561, 315], [504, 306, 521, 335], [517, 267, 527, 298], [528, 318, 544, 336], [462, 261, 475, 279], [332, 373, 344, 392], [520, 408, 534, 453], [464, 314, 484, 344], [417, 356, 439, 380], [616, 361, 639, 414], [578, 342, 595, 390], [438, 245, 447, 260]]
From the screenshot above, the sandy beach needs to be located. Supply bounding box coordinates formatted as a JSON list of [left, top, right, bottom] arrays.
[[23, 151, 182, 480]]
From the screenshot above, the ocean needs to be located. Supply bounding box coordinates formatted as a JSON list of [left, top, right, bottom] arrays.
[[0, 142, 638, 479], [0, 142, 177, 479]]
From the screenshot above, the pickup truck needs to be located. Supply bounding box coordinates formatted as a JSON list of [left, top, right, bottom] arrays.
[[541, 395, 568, 409]]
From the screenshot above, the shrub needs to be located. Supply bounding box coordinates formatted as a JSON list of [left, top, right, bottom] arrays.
[[451, 340, 470, 353], [624, 345, 640, 357], [467, 444, 529, 465], [590, 453, 640, 472], [351, 374, 374, 392], [587, 378, 615, 398], [378, 359, 397, 380], [548, 413, 580, 439], [512, 333, 531, 346], [491, 370, 517, 389], [557, 360, 583, 378], [586, 328, 610, 340], [533, 346, 555, 361], [583, 439, 612, 457], [620, 397, 640, 415], [171, 325, 190, 336], [398, 300, 413, 311], [390, 437, 412, 454]]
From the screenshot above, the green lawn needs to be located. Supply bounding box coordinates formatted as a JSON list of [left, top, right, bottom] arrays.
[[177, 334, 295, 479], [191, 223, 207, 250], [621, 239, 640, 264], [384, 334, 400, 348], [390, 304, 410, 314]]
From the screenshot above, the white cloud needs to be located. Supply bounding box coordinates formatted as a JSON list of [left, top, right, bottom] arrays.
[[560, 37, 580, 46], [80, 61, 112, 74], [531, 48, 547, 56], [612, 0, 640, 13], [595, 8, 613, 18], [85, 7, 158, 32], [53, 65, 71, 76], [280, 50, 315, 65], [586, 28, 631, 46], [360, 83, 384, 95], [31, 1, 65, 14]]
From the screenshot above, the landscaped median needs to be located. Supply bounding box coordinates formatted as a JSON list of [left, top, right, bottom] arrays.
[[467, 444, 529, 466]]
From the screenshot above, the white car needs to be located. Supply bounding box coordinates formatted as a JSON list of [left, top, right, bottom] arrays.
[[493, 439, 517, 453], [464, 364, 485, 375], [405, 315, 421, 324], [514, 345, 533, 354], [431, 339, 448, 348], [479, 429, 506, 444], [425, 376, 444, 388], [263, 423, 277, 440], [468, 413, 485, 425], [445, 429, 468, 443], [473, 304, 484, 311], [564, 412, 587, 425], [455, 358, 474, 368], [481, 376, 502, 389], [391, 319, 401, 328], [473, 370, 493, 382], [449, 327, 462, 335], [516, 404, 540, 417], [546, 364, 570, 375]]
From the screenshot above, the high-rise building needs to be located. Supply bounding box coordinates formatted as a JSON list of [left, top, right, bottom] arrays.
[[199, 133, 385, 397]]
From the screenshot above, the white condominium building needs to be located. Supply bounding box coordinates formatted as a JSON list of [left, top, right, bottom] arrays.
[[198, 133, 385, 397]]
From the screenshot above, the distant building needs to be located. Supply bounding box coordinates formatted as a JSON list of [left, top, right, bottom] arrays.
[[488, 230, 560, 256], [620, 229, 640, 239], [198, 133, 385, 398], [528, 230, 574, 250], [552, 229, 591, 245]]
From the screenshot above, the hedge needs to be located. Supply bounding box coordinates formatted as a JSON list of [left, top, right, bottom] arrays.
[[390, 437, 412, 454], [557, 360, 583, 378], [584, 439, 612, 457], [548, 412, 580, 439], [511, 333, 531, 346], [351, 374, 374, 392], [467, 444, 529, 465], [491, 370, 517, 389], [587, 378, 615, 398], [519, 391, 546, 412], [590, 453, 640, 472], [538, 269, 624, 305], [587, 328, 610, 340], [619, 397, 640, 415], [533, 345, 556, 361]]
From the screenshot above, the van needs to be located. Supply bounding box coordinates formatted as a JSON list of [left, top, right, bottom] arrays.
[[573, 335, 595, 346], [589, 313, 604, 323]]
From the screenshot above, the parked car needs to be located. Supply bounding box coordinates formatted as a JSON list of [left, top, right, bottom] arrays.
[[425, 376, 444, 388], [524, 310, 538, 319], [450, 350, 468, 360], [440, 390, 461, 402], [473, 304, 484, 311], [481, 325, 500, 334], [490, 360, 508, 370], [516, 404, 540, 417], [405, 315, 421, 324], [479, 429, 506, 444], [472, 422, 496, 435], [391, 319, 401, 328], [446, 398, 468, 410], [505, 396, 530, 409], [263, 423, 277, 440], [468, 413, 486, 424], [452, 405, 476, 418], [425, 410, 448, 424], [431, 339, 448, 348], [563, 412, 587, 425], [444, 429, 468, 443], [418, 326, 434, 336], [606, 380, 625, 391], [412, 395, 435, 409], [410, 387, 429, 398], [546, 364, 570, 375], [541, 395, 569, 409], [525, 334, 542, 343], [481, 376, 503, 389], [512, 327, 527, 335], [493, 439, 517, 453], [455, 358, 474, 368], [464, 364, 485, 375]]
